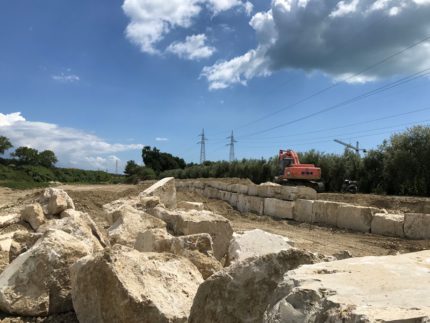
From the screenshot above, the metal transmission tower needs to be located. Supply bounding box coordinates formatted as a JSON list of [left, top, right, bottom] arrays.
[[334, 139, 367, 156], [198, 129, 207, 164], [226, 131, 237, 162]]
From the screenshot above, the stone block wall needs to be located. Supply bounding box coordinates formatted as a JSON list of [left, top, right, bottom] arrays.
[[176, 179, 430, 240]]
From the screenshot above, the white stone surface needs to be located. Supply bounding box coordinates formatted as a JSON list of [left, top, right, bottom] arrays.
[[71, 246, 203, 323], [404, 213, 430, 239], [337, 205, 378, 233], [228, 229, 293, 264], [371, 213, 405, 237], [264, 251, 430, 322], [139, 177, 177, 209], [264, 198, 294, 219], [293, 199, 314, 223]]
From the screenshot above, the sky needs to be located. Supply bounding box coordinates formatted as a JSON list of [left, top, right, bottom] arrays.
[[1, 0, 430, 172]]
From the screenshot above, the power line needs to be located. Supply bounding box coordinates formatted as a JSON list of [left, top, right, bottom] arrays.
[[234, 34, 430, 131], [237, 106, 430, 141], [238, 67, 430, 138]]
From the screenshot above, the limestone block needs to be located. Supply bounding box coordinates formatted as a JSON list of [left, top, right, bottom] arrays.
[[404, 213, 430, 239], [139, 177, 176, 209], [293, 199, 314, 223], [337, 205, 378, 233], [371, 213, 405, 238], [228, 229, 293, 264], [21, 203, 45, 230], [264, 198, 294, 219], [71, 247, 203, 323]]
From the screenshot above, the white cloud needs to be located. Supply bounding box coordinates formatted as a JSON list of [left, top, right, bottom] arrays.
[[155, 137, 169, 141], [167, 34, 215, 60], [51, 73, 80, 83], [122, 0, 252, 54], [202, 0, 430, 89], [0, 112, 143, 170]]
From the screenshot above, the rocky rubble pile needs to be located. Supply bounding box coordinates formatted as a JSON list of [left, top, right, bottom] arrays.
[[0, 178, 428, 322]]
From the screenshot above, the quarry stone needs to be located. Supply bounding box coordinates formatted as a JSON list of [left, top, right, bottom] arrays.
[[293, 199, 314, 223], [312, 200, 343, 227], [139, 195, 162, 209], [108, 205, 165, 247], [404, 213, 430, 239], [71, 246, 203, 323], [0, 230, 91, 316], [227, 229, 293, 264], [257, 184, 281, 198], [134, 228, 174, 252], [139, 177, 177, 209], [150, 207, 233, 260], [264, 198, 294, 219], [20, 203, 45, 230], [9, 231, 43, 262], [263, 251, 430, 322], [38, 209, 107, 253], [237, 194, 264, 215], [38, 188, 74, 216], [189, 249, 319, 323], [337, 205, 378, 233], [371, 213, 405, 237]]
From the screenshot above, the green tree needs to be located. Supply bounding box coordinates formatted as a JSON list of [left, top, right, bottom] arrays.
[[124, 160, 140, 176], [0, 136, 12, 155], [12, 147, 39, 165], [38, 150, 58, 168], [142, 146, 186, 174]]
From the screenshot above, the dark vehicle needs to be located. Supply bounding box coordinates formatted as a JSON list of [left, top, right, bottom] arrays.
[[341, 179, 358, 194]]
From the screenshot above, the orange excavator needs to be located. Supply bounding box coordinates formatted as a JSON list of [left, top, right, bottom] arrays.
[[274, 149, 325, 192]]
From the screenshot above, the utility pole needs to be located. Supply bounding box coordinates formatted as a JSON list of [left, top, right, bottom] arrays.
[[197, 129, 207, 164], [226, 130, 237, 162], [334, 139, 367, 155]]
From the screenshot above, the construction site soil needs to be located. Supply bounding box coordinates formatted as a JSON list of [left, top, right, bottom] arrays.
[[1, 182, 429, 263]]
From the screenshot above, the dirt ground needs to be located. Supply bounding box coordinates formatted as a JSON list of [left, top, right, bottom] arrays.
[[0, 182, 430, 322], [1, 183, 430, 259]]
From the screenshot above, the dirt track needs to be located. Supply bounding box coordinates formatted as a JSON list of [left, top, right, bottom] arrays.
[[1, 184, 430, 259]]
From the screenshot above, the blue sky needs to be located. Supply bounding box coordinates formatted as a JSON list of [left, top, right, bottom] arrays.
[[1, 0, 430, 172]]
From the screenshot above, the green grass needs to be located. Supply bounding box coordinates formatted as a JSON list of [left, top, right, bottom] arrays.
[[0, 164, 125, 190]]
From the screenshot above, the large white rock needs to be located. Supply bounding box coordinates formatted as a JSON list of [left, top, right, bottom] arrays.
[[264, 251, 430, 322], [371, 213, 405, 237], [108, 205, 165, 247], [404, 213, 430, 239], [71, 246, 203, 323], [189, 249, 319, 323], [20, 203, 45, 230], [337, 205, 379, 233], [139, 177, 177, 209], [280, 186, 317, 201], [293, 199, 314, 223], [0, 230, 91, 316], [135, 230, 221, 279], [0, 213, 21, 229], [228, 229, 293, 264], [38, 209, 107, 253], [150, 207, 233, 260], [264, 198, 295, 219], [38, 188, 74, 216], [103, 197, 140, 217]]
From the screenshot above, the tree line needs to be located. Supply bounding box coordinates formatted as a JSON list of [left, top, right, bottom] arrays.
[[0, 136, 121, 188], [125, 126, 430, 196]]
